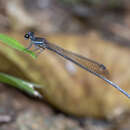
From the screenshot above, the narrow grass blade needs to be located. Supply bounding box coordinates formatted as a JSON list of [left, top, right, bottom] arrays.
[[0, 72, 42, 98], [0, 34, 36, 58]]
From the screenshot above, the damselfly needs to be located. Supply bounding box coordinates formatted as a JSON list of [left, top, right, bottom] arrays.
[[24, 32, 130, 98]]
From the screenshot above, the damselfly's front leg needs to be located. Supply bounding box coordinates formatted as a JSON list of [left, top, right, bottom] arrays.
[[26, 42, 33, 50], [33, 45, 45, 56]]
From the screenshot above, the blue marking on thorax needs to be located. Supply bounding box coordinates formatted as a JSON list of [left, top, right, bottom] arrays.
[[31, 37, 44, 45], [32, 40, 43, 45]]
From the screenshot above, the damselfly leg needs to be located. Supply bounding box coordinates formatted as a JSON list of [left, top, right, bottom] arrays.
[[26, 42, 33, 50]]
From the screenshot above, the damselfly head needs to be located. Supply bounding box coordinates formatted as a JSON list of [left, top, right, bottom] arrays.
[[24, 32, 34, 40]]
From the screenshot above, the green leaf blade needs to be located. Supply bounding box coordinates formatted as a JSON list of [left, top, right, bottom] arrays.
[[0, 72, 42, 98], [0, 34, 36, 58]]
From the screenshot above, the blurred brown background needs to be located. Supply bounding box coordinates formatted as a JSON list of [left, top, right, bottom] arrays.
[[0, 0, 130, 130]]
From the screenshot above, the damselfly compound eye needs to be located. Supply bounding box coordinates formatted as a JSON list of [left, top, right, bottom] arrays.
[[24, 34, 30, 39]]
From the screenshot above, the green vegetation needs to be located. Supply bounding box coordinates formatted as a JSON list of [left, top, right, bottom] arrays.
[[0, 72, 42, 97], [0, 34, 41, 96], [0, 34, 36, 58]]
